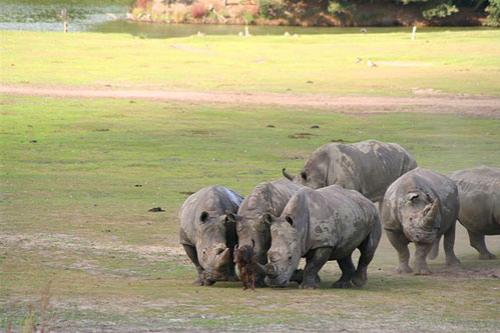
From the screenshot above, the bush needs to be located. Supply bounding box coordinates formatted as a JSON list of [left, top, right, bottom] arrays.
[[259, 0, 286, 19], [191, 1, 208, 18], [485, 0, 500, 26]]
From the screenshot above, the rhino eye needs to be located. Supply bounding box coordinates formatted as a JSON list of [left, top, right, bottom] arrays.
[[288, 256, 292, 261]]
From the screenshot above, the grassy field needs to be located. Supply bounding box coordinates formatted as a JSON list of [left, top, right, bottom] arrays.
[[1, 94, 499, 332], [2, 28, 500, 96]]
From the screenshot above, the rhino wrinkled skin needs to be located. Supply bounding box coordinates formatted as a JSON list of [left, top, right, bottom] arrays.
[[264, 185, 381, 289], [228, 178, 302, 286], [449, 166, 500, 259], [283, 140, 417, 203], [179, 185, 243, 285], [381, 168, 460, 275]]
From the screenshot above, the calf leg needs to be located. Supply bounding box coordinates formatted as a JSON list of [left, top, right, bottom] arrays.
[[332, 255, 356, 289], [182, 244, 207, 286], [385, 230, 413, 273], [414, 242, 433, 275], [468, 230, 496, 260], [300, 247, 332, 289], [352, 228, 380, 287], [443, 223, 461, 266]]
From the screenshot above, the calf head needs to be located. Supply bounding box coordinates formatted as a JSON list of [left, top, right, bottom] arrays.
[[262, 213, 301, 288], [400, 191, 441, 244], [195, 211, 234, 283]]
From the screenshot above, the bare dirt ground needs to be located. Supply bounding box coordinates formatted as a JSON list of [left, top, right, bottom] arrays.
[[1, 84, 499, 118]]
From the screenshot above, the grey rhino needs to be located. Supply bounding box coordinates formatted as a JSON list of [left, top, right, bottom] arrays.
[[227, 178, 302, 286], [179, 185, 243, 286], [262, 185, 381, 289], [381, 168, 460, 275], [449, 166, 500, 259], [283, 140, 417, 203]]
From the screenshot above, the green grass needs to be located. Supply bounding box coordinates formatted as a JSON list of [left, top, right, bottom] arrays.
[[2, 28, 500, 96], [1, 95, 499, 331]]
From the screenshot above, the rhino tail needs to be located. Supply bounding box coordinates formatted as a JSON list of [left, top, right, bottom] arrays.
[[282, 168, 294, 181]]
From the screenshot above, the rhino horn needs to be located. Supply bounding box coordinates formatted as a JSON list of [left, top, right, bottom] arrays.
[[423, 199, 439, 228], [282, 168, 294, 181]]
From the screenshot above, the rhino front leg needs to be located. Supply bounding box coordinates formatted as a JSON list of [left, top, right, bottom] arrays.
[[414, 242, 433, 275], [443, 223, 460, 266], [300, 247, 332, 289], [332, 255, 356, 289], [468, 230, 496, 260], [428, 236, 440, 260], [385, 229, 413, 274], [182, 244, 209, 286]]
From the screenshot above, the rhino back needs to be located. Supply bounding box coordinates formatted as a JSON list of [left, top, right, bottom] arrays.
[[335, 140, 416, 201], [238, 178, 301, 217], [450, 166, 500, 234], [283, 186, 375, 258], [383, 168, 459, 232], [179, 186, 243, 246]]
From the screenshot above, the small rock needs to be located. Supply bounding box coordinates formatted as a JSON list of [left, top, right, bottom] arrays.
[[134, 184, 143, 187], [149, 207, 166, 212], [310, 125, 320, 129], [266, 124, 275, 128], [360, 28, 367, 33], [306, 80, 314, 84]]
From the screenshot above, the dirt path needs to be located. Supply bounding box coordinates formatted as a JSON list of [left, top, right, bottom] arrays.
[[2, 84, 500, 118]]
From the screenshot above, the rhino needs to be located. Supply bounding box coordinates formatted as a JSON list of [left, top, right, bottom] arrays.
[[282, 140, 417, 203], [179, 185, 243, 286], [449, 166, 500, 259], [226, 178, 302, 286], [381, 168, 460, 275], [262, 185, 381, 289]]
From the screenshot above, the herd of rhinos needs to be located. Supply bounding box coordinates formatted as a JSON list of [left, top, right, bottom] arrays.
[[179, 140, 499, 290]]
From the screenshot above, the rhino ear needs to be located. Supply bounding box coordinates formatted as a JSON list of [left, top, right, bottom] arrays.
[[300, 171, 308, 181], [406, 192, 419, 202], [200, 211, 210, 223], [262, 213, 275, 225], [285, 216, 294, 226]]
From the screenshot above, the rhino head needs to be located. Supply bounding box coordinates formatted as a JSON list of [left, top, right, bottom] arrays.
[[400, 191, 441, 244], [282, 167, 327, 189], [228, 212, 271, 267], [195, 211, 234, 283], [260, 213, 302, 288]]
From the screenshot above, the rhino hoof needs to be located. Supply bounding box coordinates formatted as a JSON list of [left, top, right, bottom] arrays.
[[446, 257, 461, 266], [479, 253, 496, 260], [332, 280, 352, 289], [193, 278, 204, 286], [351, 274, 367, 288], [396, 265, 413, 274], [300, 282, 319, 290]]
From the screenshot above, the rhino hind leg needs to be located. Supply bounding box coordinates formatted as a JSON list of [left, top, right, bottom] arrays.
[[182, 244, 208, 286], [300, 247, 332, 289], [332, 255, 356, 289], [468, 230, 496, 260], [352, 231, 379, 287], [385, 230, 413, 274], [443, 222, 461, 266]]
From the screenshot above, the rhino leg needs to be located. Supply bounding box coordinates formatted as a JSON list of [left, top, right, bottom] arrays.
[[332, 255, 355, 289], [300, 247, 332, 289], [352, 232, 378, 287], [385, 230, 413, 274], [226, 262, 239, 282], [428, 236, 440, 260], [468, 230, 496, 260], [182, 244, 208, 286], [443, 222, 460, 266], [414, 242, 432, 275]]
